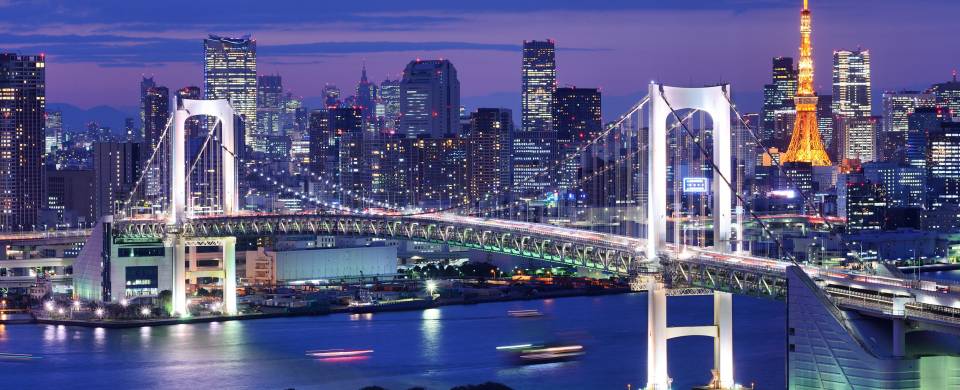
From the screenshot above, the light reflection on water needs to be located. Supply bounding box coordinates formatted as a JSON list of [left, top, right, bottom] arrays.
[[0, 294, 786, 389]]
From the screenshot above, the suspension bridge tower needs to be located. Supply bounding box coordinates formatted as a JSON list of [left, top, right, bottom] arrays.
[[781, 0, 832, 166]]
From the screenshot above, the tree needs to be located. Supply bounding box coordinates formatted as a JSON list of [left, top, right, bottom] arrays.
[[159, 290, 172, 316]]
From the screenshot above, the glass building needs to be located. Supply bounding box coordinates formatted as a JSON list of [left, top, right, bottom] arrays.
[[761, 57, 798, 146], [832, 49, 872, 119], [398, 59, 460, 138], [203, 35, 257, 152], [515, 40, 558, 197], [0, 53, 45, 231]]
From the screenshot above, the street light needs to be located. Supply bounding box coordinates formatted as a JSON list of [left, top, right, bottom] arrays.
[[95, 308, 104, 318]]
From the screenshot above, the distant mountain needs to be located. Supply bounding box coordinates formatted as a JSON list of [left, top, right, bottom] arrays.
[[47, 103, 138, 135]]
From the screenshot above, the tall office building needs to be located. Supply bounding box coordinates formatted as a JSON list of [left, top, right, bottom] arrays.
[[142, 85, 169, 204], [93, 142, 143, 218], [761, 57, 798, 146], [257, 75, 283, 138], [45, 111, 63, 154], [379, 79, 401, 134], [323, 84, 341, 108], [0, 53, 45, 230], [522, 40, 556, 134], [925, 122, 960, 231], [927, 72, 960, 116], [845, 179, 887, 232], [410, 135, 468, 207], [781, 1, 831, 167], [879, 91, 935, 162], [398, 59, 460, 138], [204, 35, 257, 151], [832, 49, 872, 119], [468, 108, 513, 204], [139, 76, 156, 140], [515, 40, 558, 196], [307, 109, 331, 176], [330, 107, 368, 205], [816, 95, 835, 156], [906, 107, 950, 170], [356, 65, 378, 122], [554, 87, 602, 190], [838, 115, 878, 163]]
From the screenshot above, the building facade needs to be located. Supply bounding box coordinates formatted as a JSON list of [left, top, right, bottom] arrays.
[[0, 53, 45, 231], [204, 35, 257, 151], [398, 60, 460, 138]]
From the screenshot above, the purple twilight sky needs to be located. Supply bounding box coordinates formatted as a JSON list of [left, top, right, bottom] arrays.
[[2, 0, 958, 119]]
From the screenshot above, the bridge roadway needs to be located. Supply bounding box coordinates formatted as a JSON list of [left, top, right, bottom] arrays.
[[19, 211, 955, 327]]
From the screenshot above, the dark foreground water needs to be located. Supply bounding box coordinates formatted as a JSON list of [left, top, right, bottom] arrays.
[[1, 293, 785, 389]]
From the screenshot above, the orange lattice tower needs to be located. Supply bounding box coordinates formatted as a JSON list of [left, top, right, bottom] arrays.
[[782, 0, 832, 166]]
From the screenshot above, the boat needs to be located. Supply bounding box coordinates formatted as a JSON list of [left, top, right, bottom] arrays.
[[305, 349, 374, 358], [507, 309, 544, 318]]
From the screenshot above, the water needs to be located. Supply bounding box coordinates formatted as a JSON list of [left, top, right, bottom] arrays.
[[0, 294, 784, 389]]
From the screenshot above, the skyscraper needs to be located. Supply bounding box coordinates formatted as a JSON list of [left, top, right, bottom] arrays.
[[0, 53, 45, 230], [398, 59, 460, 138], [142, 85, 169, 203], [879, 91, 935, 162], [816, 94, 835, 156], [927, 72, 960, 117], [379, 79, 401, 134], [832, 48, 872, 119], [204, 35, 257, 151], [838, 115, 878, 163], [45, 111, 63, 155], [522, 40, 556, 134], [468, 108, 513, 204], [925, 122, 960, 231], [356, 64, 378, 122], [93, 142, 143, 218], [515, 40, 558, 196], [761, 57, 798, 146], [257, 75, 283, 138], [554, 87, 602, 190], [139, 76, 156, 140], [781, 1, 831, 167]]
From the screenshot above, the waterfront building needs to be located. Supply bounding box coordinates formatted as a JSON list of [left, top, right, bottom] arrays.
[[204, 35, 257, 151], [0, 53, 45, 231], [399, 59, 460, 138]]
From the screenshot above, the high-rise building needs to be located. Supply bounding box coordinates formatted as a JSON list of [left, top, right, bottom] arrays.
[[838, 115, 878, 163], [307, 109, 331, 177], [379, 80, 401, 134], [906, 107, 951, 170], [257, 75, 283, 138], [927, 72, 960, 117], [410, 135, 468, 208], [816, 95, 835, 156], [45, 169, 95, 227], [356, 64, 378, 122], [761, 57, 798, 146], [93, 142, 143, 218], [879, 91, 935, 162], [781, 1, 831, 167], [323, 84, 341, 108], [399, 59, 460, 138], [45, 111, 63, 155], [925, 122, 960, 231], [124, 118, 136, 141], [330, 107, 368, 205], [863, 162, 925, 209], [554, 87, 602, 190], [515, 40, 558, 196], [468, 108, 513, 204], [204, 35, 257, 151], [0, 53, 45, 230], [845, 179, 887, 232], [139, 76, 156, 140], [522, 40, 556, 134], [832, 48, 872, 119], [142, 85, 169, 204]]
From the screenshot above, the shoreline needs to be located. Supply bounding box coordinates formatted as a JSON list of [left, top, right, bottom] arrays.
[[25, 287, 634, 329]]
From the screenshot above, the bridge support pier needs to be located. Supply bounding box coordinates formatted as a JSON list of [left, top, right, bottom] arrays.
[[646, 280, 735, 389], [167, 235, 237, 317]]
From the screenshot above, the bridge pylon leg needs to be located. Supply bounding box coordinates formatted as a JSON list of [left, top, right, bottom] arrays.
[[165, 235, 187, 317], [714, 291, 734, 389], [647, 279, 670, 390], [222, 237, 237, 315]]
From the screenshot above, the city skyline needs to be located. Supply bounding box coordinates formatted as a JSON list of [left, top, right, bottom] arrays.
[[2, 0, 958, 116]]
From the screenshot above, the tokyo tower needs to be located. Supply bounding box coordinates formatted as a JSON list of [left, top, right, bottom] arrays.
[[781, 0, 832, 166]]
